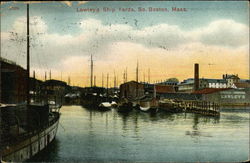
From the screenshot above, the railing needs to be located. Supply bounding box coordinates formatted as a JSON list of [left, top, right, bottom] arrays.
[[0, 112, 60, 148]]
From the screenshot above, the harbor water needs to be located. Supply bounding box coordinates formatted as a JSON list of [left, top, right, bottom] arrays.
[[28, 105, 249, 162]]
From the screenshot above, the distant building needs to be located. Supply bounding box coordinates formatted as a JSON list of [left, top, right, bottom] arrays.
[[155, 81, 178, 86], [234, 82, 250, 89], [223, 74, 240, 87], [43, 79, 68, 104], [120, 81, 176, 100], [120, 81, 144, 99], [199, 78, 227, 89], [193, 88, 250, 106], [177, 74, 244, 93], [1, 58, 27, 104], [29, 77, 44, 104], [82, 86, 106, 96], [177, 78, 194, 93]]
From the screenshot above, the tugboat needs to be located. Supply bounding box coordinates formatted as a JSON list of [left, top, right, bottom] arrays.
[[0, 4, 61, 162]]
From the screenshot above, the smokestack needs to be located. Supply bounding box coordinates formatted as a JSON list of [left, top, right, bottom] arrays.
[[194, 63, 199, 91]]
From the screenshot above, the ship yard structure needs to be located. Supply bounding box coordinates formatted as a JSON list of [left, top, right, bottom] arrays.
[[79, 53, 250, 115]]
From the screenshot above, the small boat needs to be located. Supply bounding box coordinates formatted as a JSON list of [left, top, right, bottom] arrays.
[[159, 99, 183, 113], [111, 101, 118, 108], [140, 106, 150, 112], [139, 101, 158, 113], [98, 102, 111, 111], [139, 95, 158, 113]]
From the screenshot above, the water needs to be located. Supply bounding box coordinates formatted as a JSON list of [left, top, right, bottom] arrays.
[[29, 105, 249, 162]]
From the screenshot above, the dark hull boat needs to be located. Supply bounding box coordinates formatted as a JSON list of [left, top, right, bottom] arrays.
[[117, 102, 133, 113], [81, 93, 104, 109], [1, 104, 60, 162], [1, 4, 60, 162], [139, 98, 158, 113]]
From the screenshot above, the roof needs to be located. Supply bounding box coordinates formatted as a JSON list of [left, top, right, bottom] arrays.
[[234, 82, 250, 88], [155, 85, 175, 93], [120, 81, 144, 87], [44, 79, 67, 86], [201, 79, 227, 83], [180, 78, 194, 84], [192, 88, 232, 94], [226, 75, 240, 79]]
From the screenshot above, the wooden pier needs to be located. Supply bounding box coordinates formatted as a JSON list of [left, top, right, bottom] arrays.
[[159, 99, 220, 116]]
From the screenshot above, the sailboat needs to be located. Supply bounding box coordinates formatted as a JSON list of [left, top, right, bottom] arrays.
[[1, 4, 60, 162]]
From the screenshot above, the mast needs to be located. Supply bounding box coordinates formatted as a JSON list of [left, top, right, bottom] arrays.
[[114, 71, 116, 88], [143, 72, 145, 83], [125, 67, 127, 82], [33, 70, 35, 79], [123, 70, 125, 83], [106, 73, 109, 89], [148, 68, 150, 83], [136, 60, 138, 82], [90, 54, 93, 87], [68, 76, 70, 86], [102, 73, 104, 88], [0, 59, 1, 103], [26, 4, 30, 105], [106, 73, 109, 96], [136, 61, 139, 97]]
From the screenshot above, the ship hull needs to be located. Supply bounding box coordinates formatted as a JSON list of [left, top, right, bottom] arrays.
[[1, 113, 60, 162]]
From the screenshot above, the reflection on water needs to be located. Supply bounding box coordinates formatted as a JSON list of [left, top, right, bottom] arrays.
[[29, 105, 249, 162]]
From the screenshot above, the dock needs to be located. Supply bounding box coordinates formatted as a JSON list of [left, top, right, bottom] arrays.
[[159, 99, 220, 116]]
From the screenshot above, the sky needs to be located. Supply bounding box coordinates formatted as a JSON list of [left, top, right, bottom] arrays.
[[0, 1, 249, 87]]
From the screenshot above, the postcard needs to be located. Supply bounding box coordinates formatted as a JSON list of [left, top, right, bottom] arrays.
[[0, 1, 249, 163]]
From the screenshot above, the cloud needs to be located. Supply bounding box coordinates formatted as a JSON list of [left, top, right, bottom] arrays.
[[197, 19, 249, 47], [1, 17, 249, 85]]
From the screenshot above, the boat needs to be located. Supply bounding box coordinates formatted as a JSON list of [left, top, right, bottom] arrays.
[[139, 85, 158, 113], [117, 102, 133, 112], [81, 91, 104, 108], [158, 99, 184, 113], [139, 105, 150, 111], [0, 4, 60, 162], [1, 104, 60, 162], [139, 97, 158, 113], [111, 101, 118, 108], [98, 102, 111, 111]]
